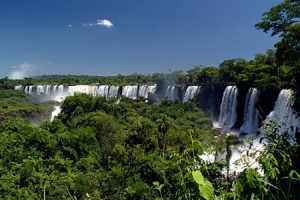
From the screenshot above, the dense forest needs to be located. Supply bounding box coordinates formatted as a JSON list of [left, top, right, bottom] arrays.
[[0, 0, 300, 199]]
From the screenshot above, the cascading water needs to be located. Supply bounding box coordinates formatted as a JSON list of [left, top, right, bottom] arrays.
[[94, 85, 110, 97], [138, 85, 148, 97], [146, 85, 157, 95], [68, 85, 96, 96], [239, 88, 259, 134], [122, 86, 138, 99], [138, 85, 157, 98], [51, 85, 67, 101], [51, 106, 61, 121], [182, 86, 201, 103], [225, 89, 300, 176], [218, 86, 238, 130], [25, 85, 34, 94], [108, 86, 120, 98], [36, 85, 45, 95], [166, 86, 178, 100], [14, 85, 24, 91], [17, 85, 68, 101], [263, 89, 300, 140], [16, 84, 153, 100]]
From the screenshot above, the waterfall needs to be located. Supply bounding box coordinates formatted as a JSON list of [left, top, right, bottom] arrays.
[[166, 86, 179, 100], [108, 86, 120, 98], [138, 85, 157, 98], [147, 85, 157, 95], [17, 85, 67, 101], [225, 89, 300, 176], [218, 86, 238, 130], [36, 85, 45, 95], [138, 85, 148, 97], [68, 85, 120, 99], [239, 88, 259, 134], [51, 106, 61, 121], [183, 86, 201, 103], [14, 85, 24, 91], [16, 84, 155, 100], [263, 89, 300, 140], [49, 85, 67, 101], [94, 85, 110, 97], [122, 86, 138, 99], [25, 85, 34, 94], [68, 85, 97, 96]]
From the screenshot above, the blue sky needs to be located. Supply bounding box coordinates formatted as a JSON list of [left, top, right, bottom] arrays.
[[0, 0, 281, 78]]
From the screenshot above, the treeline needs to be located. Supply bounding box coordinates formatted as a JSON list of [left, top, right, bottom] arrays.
[[1, 1, 299, 94], [0, 49, 296, 94]]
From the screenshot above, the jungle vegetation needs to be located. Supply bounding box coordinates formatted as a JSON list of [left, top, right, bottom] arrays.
[[0, 0, 299, 199]]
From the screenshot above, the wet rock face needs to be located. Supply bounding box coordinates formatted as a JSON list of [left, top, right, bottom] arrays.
[[294, 89, 300, 112]]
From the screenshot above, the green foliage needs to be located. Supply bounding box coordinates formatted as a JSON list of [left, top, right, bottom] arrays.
[[232, 168, 268, 200], [0, 89, 55, 123], [0, 92, 221, 199], [256, 0, 300, 85], [192, 170, 214, 200], [0, 1, 299, 197]]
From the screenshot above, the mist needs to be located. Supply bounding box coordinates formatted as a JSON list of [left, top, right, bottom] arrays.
[[8, 63, 34, 79]]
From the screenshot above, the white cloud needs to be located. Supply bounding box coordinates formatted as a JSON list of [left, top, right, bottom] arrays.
[[97, 19, 113, 28], [68, 24, 72, 28], [8, 63, 35, 80], [82, 23, 93, 27], [82, 19, 113, 28]]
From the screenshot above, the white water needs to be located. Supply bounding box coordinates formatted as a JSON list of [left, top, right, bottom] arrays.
[[166, 86, 178, 100], [183, 86, 201, 103], [68, 85, 96, 96], [94, 85, 110, 97], [226, 89, 300, 176], [122, 85, 138, 99], [226, 135, 265, 176], [263, 89, 300, 141], [15, 84, 177, 101], [239, 88, 259, 134], [138, 85, 157, 98], [218, 86, 238, 130], [216, 86, 262, 176], [51, 106, 61, 121], [199, 151, 215, 164], [108, 86, 120, 98], [20, 85, 67, 101], [146, 85, 157, 96]]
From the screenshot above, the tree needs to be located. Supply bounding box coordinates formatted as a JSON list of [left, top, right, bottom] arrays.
[[255, 0, 300, 67], [186, 65, 203, 85], [156, 114, 173, 157], [218, 58, 247, 83]]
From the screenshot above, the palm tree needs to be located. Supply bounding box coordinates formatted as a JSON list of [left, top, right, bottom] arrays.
[[156, 114, 173, 157]]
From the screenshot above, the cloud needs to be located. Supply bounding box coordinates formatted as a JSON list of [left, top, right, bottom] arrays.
[[97, 19, 113, 28], [82, 19, 113, 28], [8, 63, 35, 79], [68, 24, 72, 28]]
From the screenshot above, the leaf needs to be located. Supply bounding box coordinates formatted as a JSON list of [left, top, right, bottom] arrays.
[[192, 170, 204, 185], [192, 170, 214, 200], [184, 171, 191, 180], [199, 179, 214, 200]]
